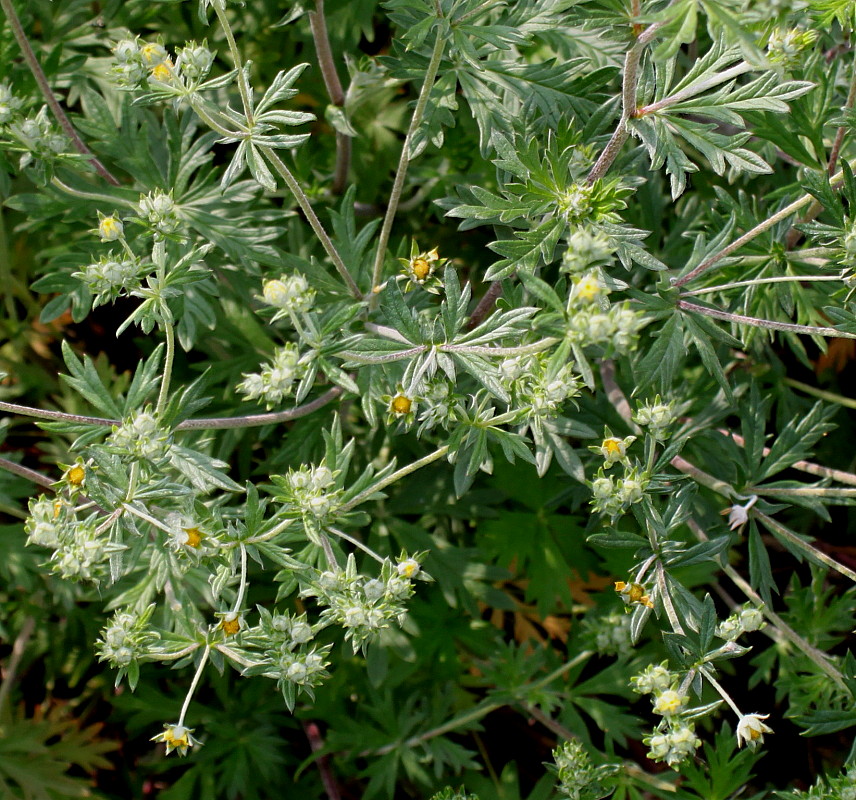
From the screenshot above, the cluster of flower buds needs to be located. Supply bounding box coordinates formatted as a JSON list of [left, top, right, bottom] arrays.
[[633, 396, 677, 441], [565, 301, 643, 353], [590, 467, 649, 518], [561, 228, 615, 274], [300, 554, 426, 653], [0, 82, 24, 126], [237, 343, 309, 409], [551, 739, 615, 799], [500, 354, 580, 421], [585, 610, 632, 655], [766, 28, 817, 68], [107, 411, 173, 462], [632, 663, 701, 767], [111, 36, 215, 89], [137, 189, 182, 237], [416, 379, 461, 434], [25, 496, 123, 583], [244, 609, 331, 701], [96, 607, 157, 672], [557, 183, 593, 223], [75, 254, 140, 304], [716, 603, 765, 641], [276, 463, 342, 524], [261, 274, 316, 318], [7, 107, 68, 167]]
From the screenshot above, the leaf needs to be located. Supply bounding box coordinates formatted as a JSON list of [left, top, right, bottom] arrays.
[[633, 314, 686, 394], [59, 341, 123, 418]]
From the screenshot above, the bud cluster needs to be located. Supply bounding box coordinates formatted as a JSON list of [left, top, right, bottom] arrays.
[[565, 301, 643, 353], [0, 82, 24, 126], [96, 608, 157, 670], [111, 36, 215, 89], [75, 254, 141, 304], [300, 554, 425, 652], [633, 396, 677, 441], [716, 603, 765, 641], [500, 354, 580, 421], [108, 411, 173, 462], [551, 740, 615, 800], [261, 274, 316, 317], [561, 228, 616, 274], [584, 610, 632, 655], [590, 467, 649, 518], [766, 28, 817, 68], [237, 344, 309, 409], [277, 463, 342, 523], [25, 496, 122, 583], [417, 379, 461, 434], [138, 190, 182, 237], [7, 107, 68, 167]]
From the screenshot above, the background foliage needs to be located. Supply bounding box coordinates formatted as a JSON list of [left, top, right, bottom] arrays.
[[1, 0, 856, 798]]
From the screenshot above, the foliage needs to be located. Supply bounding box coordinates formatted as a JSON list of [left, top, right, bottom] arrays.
[[0, 0, 855, 797]]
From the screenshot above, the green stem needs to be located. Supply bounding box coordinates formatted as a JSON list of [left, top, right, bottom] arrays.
[[681, 274, 843, 296], [755, 511, 856, 584], [50, 176, 135, 207], [328, 526, 386, 563], [213, 5, 254, 125], [635, 62, 753, 117], [232, 543, 248, 613], [155, 321, 175, 419], [700, 666, 743, 718], [177, 645, 210, 727], [753, 485, 856, 498], [369, 28, 446, 303], [340, 446, 450, 513], [261, 147, 361, 299], [783, 377, 856, 410]]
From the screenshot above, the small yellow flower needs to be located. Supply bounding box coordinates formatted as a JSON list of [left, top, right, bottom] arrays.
[[736, 713, 773, 750], [151, 59, 174, 82], [653, 689, 687, 716], [391, 393, 412, 416], [98, 215, 123, 242], [220, 612, 241, 636], [615, 580, 654, 609], [182, 527, 202, 548], [397, 558, 420, 578], [152, 723, 199, 756], [575, 274, 601, 301], [140, 42, 168, 66], [602, 437, 623, 458], [66, 465, 86, 486]]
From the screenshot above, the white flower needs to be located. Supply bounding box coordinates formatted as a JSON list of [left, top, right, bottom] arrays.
[[736, 713, 773, 750], [652, 689, 687, 717], [725, 495, 758, 531]]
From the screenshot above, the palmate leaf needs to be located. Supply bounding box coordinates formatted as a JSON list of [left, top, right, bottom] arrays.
[[485, 218, 564, 280]]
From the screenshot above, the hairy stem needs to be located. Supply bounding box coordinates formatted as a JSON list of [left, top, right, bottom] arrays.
[[0, 455, 56, 490], [309, 0, 351, 194], [262, 147, 361, 299], [680, 274, 844, 296], [0, 0, 120, 185], [369, 28, 446, 303], [635, 62, 753, 117], [178, 645, 210, 727], [213, 4, 254, 125]]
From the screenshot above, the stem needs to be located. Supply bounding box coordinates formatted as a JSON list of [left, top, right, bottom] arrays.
[[369, 28, 446, 302], [0, 616, 36, 711], [177, 644, 210, 727], [783, 377, 856, 410], [50, 176, 135, 207], [455, 0, 501, 24], [753, 485, 856, 498], [827, 48, 856, 177], [213, 5, 254, 125], [309, 0, 351, 195], [0, 456, 55, 490], [674, 164, 854, 288], [700, 667, 743, 718], [216, 644, 264, 669], [586, 23, 663, 183], [635, 62, 753, 117], [681, 274, 844, 296], [755, 511, 856, 584], [155, 321, 175, 418], [328, 526, 386, 563], [123, 503, 175, 535], [0, 0, 120, 185], [678, 298, 856, 339], [304, 721, 342, 800], [466, 281, 504, 330], [670, 455, 735, 499], [688, 518, 847, 688], [370, 649, 593, 756], [261, 147, 361, 299], [339, 445, 449, 513], [0, 386, 344, 431], [442, 338, 559, 356], [189, 97, 243, 138], [231, 544, 248, 613]]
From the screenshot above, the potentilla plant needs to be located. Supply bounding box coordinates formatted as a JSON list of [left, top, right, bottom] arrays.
[[0, 0, 855, 797]]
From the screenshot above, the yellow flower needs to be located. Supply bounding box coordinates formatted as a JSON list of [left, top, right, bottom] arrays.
[[575, 274, 601, 301], [152, 723, 199, 756], [397, 558, 420, 578], [182, 527, 202, 548], [151, 59, 174, 82], [66, 465, 86, 486], [615, 580, 654, 609], [736, 713, 773, 750], [98, 215, 123, 242], [390, 394, 412, 416], [653, 689, 686, 716], [220, 612, 241, 636]]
